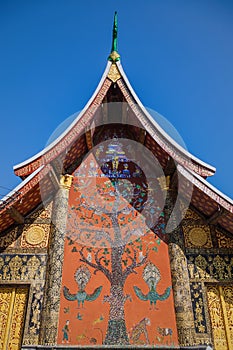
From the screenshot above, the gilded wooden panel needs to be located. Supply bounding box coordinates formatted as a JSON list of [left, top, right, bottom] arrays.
[[0, 286, 28, 350], [221, 286, 233, 348], [207, 285, 233, 350], [190, 282, 207, 333], [183, 225, 212, 248], [21, 224, 50, 248], [216, 229, 233, 249], [0, 287, 12, 349]]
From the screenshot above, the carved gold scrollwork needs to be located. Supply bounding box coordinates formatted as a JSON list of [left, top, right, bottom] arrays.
[[0, 286, 28, 350], [21, 224, 50, 248], [183, 225, 212, 248], [0, 228, 18, 249], [25, 226, 45, 245], [216, 229, 233, 249], [206, 285, 233, 350], [8, 255, 23, 280], [213, 256, 227, 280]]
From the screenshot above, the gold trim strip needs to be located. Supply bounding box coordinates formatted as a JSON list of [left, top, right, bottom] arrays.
[[3, 288, 15, 350], [219, 286, 231, 349]]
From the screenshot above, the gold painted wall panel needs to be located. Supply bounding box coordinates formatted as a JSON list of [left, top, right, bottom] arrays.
[[207, 285, 233, 350], [221, 286, 233, 348], [183, 225, 212, 248], [0, 286, 28, 350], [0, 287, 13, 349]]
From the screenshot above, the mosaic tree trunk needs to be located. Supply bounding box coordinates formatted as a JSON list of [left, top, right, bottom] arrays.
[[103, 246, 129, 345]]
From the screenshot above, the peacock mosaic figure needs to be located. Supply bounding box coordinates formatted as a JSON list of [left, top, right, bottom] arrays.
[[63, 265, 102, 308], [133, 262, 171, 309]]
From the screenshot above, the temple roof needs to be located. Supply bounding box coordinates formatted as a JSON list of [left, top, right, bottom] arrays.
[[13, 59, 215, 179], [1, 13, 233, 236]]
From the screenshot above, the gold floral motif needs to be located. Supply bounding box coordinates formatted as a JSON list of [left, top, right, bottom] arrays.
[[190, 228, 208, 246], [29, 201, 53, 220], [25, 226, 45, 245], [107, 63, 121, 82], [0, 286, 28, 350], [195, 255, 208, 279], [8, 287, 28, 349], [183, 225, 212, 248], [222, 286, 233, 347], [216, 229, 233, 249], [190, 282, 207, 334], [213, 255, 227, 280], [0, 228, 18, 249], [27, 256, 41, 280], [0, 287, 12, 349], [206, 285, 233, 350], [8, 255, 23, 280], [21, 224, 49, 248], [0, 254, 46, 281]]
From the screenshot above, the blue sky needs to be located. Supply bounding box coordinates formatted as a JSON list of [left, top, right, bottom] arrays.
[[0, 0, 233, 200]]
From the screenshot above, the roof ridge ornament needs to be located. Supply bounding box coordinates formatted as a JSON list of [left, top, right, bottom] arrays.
[[108, 11, 120, 62]]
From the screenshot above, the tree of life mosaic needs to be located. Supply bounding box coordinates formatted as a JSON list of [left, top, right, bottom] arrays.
[[58, 134, 178, 347]]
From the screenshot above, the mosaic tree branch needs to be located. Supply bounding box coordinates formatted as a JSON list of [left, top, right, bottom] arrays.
[[123, 248, 149, 280], [79, 246, 112, 282]]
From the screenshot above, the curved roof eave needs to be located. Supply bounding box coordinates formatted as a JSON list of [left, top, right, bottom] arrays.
[[177, 164, 233, 213], [13, 61, 113, 172], [116, 61, 216, 176], [0, 165, 44, 204]]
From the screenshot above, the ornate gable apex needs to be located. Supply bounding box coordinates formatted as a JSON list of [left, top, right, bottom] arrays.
[[13, 15, 215, 180]]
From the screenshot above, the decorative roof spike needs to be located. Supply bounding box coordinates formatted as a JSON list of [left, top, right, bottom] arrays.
[[108, 11, 120, 62]]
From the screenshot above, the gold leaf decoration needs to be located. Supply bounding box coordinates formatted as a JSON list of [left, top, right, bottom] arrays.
[[108, 63, 121, 82], [21, 225, 49, 248], [183, 225, 212, 248]]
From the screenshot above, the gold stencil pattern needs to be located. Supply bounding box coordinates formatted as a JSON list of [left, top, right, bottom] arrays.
[[0, 288, 12, 350], [21, 225, 49, 248], [184, 208, 200, 220], [29, 201, 53, 220], [0, 228, 18, 249], [207, 285, 233, 350], [216, 230, 233, 249], [25, 226, 45, 245], [183, 225, 212, 248], [0, 286, 28, 350]]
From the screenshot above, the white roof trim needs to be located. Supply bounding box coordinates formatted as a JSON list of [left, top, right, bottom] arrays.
[[177, 164, 233, 207], [116, 61, 216, 174], [0, 166, 44, 203], [14, 61, 113, 171]]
